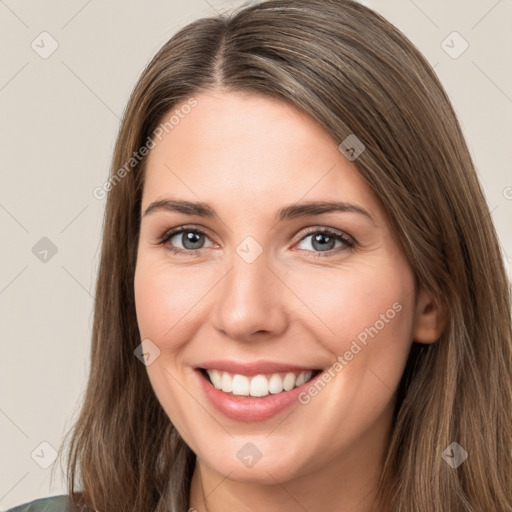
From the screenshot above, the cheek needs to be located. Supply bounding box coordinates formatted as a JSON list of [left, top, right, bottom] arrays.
[[134, 255, 210, 345], [133, 256, 207, 433], [289, 259, 414, 342], [284, 260, 415, 456], [287, 256, 416, 399]]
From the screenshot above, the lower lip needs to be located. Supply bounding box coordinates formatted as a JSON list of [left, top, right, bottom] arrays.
[[195, 369, 322, 422]]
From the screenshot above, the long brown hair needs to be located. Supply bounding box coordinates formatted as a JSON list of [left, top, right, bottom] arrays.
[[54, 1, 512, 510]]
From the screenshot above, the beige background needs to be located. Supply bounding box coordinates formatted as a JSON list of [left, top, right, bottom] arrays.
[[0, 0, 511, 508]]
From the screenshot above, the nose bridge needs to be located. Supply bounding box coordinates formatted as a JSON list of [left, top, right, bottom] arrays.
[[211, 238, 288, 340]]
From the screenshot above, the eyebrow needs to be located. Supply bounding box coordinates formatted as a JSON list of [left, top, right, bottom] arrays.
[[142, 199, 375, 224]]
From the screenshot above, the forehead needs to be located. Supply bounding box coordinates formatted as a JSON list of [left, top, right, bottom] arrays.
[[141, 91, 382, 222]]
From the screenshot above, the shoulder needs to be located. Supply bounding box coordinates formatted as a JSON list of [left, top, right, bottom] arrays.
[[5, 495, 70, 512]]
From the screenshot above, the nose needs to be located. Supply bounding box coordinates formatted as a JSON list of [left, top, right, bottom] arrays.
[[210, 248, 289, 342]]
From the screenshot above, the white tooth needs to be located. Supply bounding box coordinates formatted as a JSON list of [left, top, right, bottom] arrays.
[[283, 372, 297, 391], [250, 375, 269, 397], [211, 370, 315, 396], [268, 373, 284, 394], [207, 369, 222, 389], [221, 372, 233, 393], [295, 371, 307, 387], [232, 374, 250, 396]]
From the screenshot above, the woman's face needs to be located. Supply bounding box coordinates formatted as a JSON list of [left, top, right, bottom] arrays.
[[134, 91, 432, 486]]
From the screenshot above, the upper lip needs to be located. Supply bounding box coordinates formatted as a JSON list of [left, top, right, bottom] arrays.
[[197, 360, 321, 376]]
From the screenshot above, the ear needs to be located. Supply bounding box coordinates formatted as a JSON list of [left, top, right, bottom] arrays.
[[412, 287, 448, 344]]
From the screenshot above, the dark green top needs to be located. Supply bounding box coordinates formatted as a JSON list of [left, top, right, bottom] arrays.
[[5, 495, 69, 512]]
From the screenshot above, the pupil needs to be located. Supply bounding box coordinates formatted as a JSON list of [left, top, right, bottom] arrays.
[[313, 233, 334, 251], [183, 232, 203, 249]]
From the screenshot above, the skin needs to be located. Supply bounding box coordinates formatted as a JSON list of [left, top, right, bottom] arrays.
[[134, 90, 446, 512]]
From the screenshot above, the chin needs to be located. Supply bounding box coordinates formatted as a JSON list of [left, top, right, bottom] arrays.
[[193, 436, 313, 484]]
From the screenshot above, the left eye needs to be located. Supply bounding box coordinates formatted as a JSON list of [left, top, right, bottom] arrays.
[[295, 229, 354, 254]]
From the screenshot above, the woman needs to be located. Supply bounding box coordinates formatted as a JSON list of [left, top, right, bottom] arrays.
[[8, 0, 512, 511]]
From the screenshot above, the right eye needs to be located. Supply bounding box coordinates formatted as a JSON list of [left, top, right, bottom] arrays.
[[158, 226, 216, 255]]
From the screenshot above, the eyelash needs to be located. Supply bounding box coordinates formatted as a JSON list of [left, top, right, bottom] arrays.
[[157, 225, 356, 258]]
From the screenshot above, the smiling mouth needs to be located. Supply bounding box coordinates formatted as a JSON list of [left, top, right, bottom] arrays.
[[199, 368, 322, 398]]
